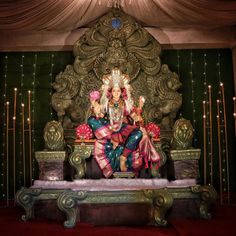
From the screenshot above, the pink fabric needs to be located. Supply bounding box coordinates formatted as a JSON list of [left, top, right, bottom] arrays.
[[138, 128, 161, 168], [0, 1, 235, 31], [94, 139, 113, 178], [32, 178, 197, 191], [0, 2, 235, 50], [94, 125, 112, 140]]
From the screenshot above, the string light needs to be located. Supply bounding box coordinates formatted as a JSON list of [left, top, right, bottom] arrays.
[[176, 50, 182, 118], [18, 54, 25, 187], [1, 54, 8, 200], [49, 53, 54, 119], [189, 50, 197, 146], [217, 51, 228, 200], [31, 53, 37, 181], [203, 53, 208, 100]]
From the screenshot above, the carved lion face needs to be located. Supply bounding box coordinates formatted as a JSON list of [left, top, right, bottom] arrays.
[[172, 118, 193, 149], [43, 121, 64, 151]]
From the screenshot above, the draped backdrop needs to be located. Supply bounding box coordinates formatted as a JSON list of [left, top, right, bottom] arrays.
[[0, 0, 236, 30], [0, 1, 236, 52]]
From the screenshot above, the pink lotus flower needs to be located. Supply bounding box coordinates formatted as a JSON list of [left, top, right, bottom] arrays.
[[76, 124, 93, 140], [89, 90, 100, 101], [145, 122, 161, 139]]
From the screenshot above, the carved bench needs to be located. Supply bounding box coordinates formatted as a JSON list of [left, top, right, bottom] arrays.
[[16, 179, 217, 228]]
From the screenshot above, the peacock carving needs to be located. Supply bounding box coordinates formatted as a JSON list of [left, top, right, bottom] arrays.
[[51, 9, 182, 130]]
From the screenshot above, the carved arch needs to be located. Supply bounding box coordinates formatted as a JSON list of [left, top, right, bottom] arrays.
[[52, 9, 182, 130]]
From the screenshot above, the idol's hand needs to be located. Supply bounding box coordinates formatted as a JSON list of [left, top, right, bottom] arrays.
[[93, 102, 102, 116], [138, 96, 145, 108], [90, 99, 96, 107]]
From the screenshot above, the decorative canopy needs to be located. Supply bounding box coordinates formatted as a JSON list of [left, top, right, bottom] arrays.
[[0, 0, 236, 31], [0, 1, 235, 50]]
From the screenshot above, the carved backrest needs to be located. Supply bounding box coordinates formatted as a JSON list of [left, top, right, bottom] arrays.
[[52, 9, 182, 131]]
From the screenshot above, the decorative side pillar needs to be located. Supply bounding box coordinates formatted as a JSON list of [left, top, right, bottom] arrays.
[[170, 118, 201, 180], [35, 151, 66, 180], [170, 149, 201, 179], [35, 120, 66, 180]]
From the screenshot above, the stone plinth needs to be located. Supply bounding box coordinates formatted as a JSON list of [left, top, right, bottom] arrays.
[[35, 151, 66, 181], [170, 149, 201, 180]]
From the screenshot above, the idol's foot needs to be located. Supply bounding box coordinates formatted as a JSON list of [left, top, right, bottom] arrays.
[[120, 155, 127, 172]]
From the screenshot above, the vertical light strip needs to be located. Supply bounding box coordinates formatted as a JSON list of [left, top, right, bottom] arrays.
[[49, 53, 55, 119], [176, 49, 180, 75], [216, 52, 225, 190], [217, 50, 230, 203], [203, 53, 208, 101], [190, 50, 197, 146], [176, 50, 182, 117], [1, 55, 8, 201], [202, 52, 208, 184], [31, 53, 37, 180], [19, 53, 25, 186]]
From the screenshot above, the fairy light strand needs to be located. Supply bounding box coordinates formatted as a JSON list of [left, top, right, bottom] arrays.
[[1, 54, 8, 200], [49, 53, 54, 119], [177, 50, 182, 117], [217, 51, 228, 196], [190, 50, 197, 146], [217, 52, 225, 181], [31, 53, 37, 181], [18, 53, 25, 187]]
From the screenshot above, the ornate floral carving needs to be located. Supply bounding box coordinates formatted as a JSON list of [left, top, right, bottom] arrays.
[[51, 9, 182, 130]]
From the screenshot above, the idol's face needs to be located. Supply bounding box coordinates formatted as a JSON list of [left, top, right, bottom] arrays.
[[112, 86, 121, 101]]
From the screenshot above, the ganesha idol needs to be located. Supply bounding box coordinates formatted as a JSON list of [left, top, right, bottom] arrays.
[[86, 68, 162, 178]]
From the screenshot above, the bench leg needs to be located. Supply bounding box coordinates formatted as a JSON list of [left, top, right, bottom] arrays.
[[152, 189, 173, 226], [15, 187, 42, 221], [57, 190, 87, 228], [192, 184, 217, 219]]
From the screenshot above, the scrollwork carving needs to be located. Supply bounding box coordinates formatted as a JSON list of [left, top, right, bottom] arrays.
[[57, 190, 87, 228], [152, 189, 173, 226], [69, 151, 86, 179], [191, 185, 217, 219], [15, 188, 42, 221]]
